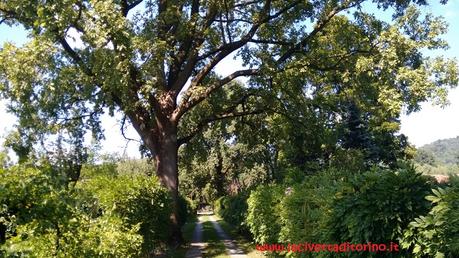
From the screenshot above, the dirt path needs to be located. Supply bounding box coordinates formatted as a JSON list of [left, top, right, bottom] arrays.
[[185, 215, 248, 258], [209, 216, 247, 258], [185, 217, 205, 258]]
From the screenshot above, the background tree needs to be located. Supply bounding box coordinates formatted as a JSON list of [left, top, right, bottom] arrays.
[[415, 148, 437, 166], [1, 0, 458, 243]]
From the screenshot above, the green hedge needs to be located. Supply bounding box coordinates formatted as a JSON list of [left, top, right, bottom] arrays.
[[0, 162, 177, 257], [246, 185, 284, 244], [79, 172, 172, 254], [245, 166, 435, 257], [279, 169, 347, 245], [214, 192, 250, 234], [329, 167, 432, 257]]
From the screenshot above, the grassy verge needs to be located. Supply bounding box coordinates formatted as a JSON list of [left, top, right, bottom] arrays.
[[201, 215, 229, 258], [216, 217, 266, 258], [166, 215, 198, 258]]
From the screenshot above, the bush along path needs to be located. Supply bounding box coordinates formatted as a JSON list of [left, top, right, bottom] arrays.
[[186, 215, 248, 258]]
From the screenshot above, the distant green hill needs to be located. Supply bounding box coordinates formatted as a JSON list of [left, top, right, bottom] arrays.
[[417, 136, 459, 165]]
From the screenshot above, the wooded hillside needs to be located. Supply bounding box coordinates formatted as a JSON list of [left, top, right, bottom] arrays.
[[417, 136, 459, 165]]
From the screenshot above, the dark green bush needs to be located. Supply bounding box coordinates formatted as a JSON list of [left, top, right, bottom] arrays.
[[244, 166, 434, 257], [329, 166, 432, 256], [214, 192, 250, 234], [401, 175, 459, 257], [246, 185, 284, 244], [178, 194, 193, 227], [214, 196, 225, 217], [279, 169, 347, 246]]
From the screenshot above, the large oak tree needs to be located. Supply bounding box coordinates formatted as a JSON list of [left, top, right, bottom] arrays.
[[1, 0, 457, 243]]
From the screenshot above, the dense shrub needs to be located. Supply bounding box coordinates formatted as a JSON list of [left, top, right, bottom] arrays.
[[2, 213, 142, 258], [214, 196, 225, 216], [214, 191, 250, 234], [80, 173, 172, 254], [402, 175, 459, 257], [246, 185, 284, 244], [116, 158, 155, 176], [178, 194, 193, 227], [244, 166, 435, 257], [0, 164, 143, 257], [80, 162, 118, 179], [279, 169, 347, 246], [329, 166, 432, 256]]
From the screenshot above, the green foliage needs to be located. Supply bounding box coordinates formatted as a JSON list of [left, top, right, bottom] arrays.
[[415, 149, 438, 166], [0, 149, 10, 169], [244, 166, 435, 257], [329, 166, 432, 254], [177, 195, 192, 227], [0, 160, 176, 257], [278, 169, 347, 247], [246, 185, 284, 244], [116, 158, 155, 176], [402, 176, 459, 257], [1, 0, 459, 254], [180, 123, 273, 206], [328, 149, 367, 173], [0, 164, 143, 257], [79, 170, 172, 253], [213, 197, 225, 218], [418, 136, 459, 165], [80, 162, 118, 179], [214, 192, 250, 234]]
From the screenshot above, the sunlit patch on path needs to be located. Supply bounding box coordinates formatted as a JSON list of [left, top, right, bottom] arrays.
[[209, 216, 247, 258], [185, 217, 205, 258]]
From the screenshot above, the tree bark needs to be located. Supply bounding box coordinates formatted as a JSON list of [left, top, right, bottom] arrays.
[[154, 123, 183, 246]]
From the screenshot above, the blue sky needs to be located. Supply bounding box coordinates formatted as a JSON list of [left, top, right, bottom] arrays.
[[399, 0, 459, 146], [0, 0, 458, 159]]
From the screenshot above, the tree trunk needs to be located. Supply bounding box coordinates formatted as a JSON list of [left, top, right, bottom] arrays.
[[154, 124, 183, 246]]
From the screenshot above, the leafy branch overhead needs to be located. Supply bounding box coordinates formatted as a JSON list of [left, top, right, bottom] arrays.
[[0, 0, 456, 149]]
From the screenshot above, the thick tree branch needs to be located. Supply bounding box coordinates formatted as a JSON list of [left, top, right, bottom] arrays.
[[173, 68, 259, 121], [190, 0, 304, 90], [57, 19, 161, 153], [190, 0, 275, 87], [162, 1, 199, 74], [59, 32, 158, 151], [178, 108, 265, 146], [169, 0, 311, 97], [58, 38, 94, 75], [168, 1, 218, 95]]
